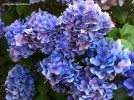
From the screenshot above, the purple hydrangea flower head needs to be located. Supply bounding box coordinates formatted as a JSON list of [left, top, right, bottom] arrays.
[[5, 20, 35, 62], [39, 51, 78, 86], [5, 9, 59, 61], [5, 64, 35, 100], [25, 9, 59, 54], [57, 0, 114, 58], [85, 39, 131, 80]]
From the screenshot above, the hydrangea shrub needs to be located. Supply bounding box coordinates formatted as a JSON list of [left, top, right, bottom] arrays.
[[0, 0, 134, 100]]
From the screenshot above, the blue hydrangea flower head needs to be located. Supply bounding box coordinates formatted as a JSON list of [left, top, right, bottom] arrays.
[[128, 52, 134, 63], [122, 52, 134, 97], [85, 39, 131, 80], [38, 51, 117, 100], [122, 65, 134, 97], [69, 76, 117, 100], [0, 18, 5, 38], [5, 64, 35, 100], [123, 77, 134, 97]]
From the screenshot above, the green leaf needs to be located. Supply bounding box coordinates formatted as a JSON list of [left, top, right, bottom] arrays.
[[120, 39, 134, 51], [132, 15, 134, 25], [19, 56, 36, 68], [110, 6, 128, 24], [119, 24, 134, 44], [35, 74, 50, 95], [16, 5, 33, 17], [23, 6, 33, 17], [122, 33, 134, 38], [37, 80, 50, 95], [0, 37, 8, 50], [16, 5, 26, 16], [1, 6, 20, 25], [50, 90, 67, 100], [122, 37, 134, 47], [34, 94, 49, 100], [1, 11, 13, 26], [114, 88, 127, 100], [54, 93, 67, 100], [122, 1, 134, 10], [107, 28, 119, 40], [121, 23, 134, 37]]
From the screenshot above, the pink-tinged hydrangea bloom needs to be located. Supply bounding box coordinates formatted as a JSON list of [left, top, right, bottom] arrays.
[[95, 0, 125, 10]]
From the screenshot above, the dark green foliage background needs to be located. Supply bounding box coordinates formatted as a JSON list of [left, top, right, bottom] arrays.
[[0, 0, 134, 100]]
